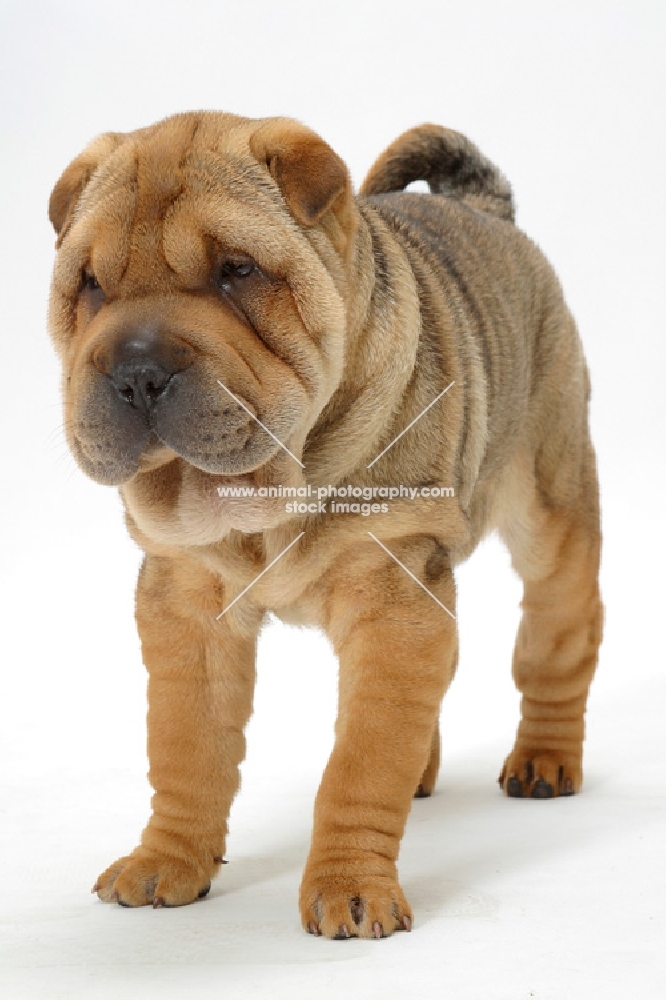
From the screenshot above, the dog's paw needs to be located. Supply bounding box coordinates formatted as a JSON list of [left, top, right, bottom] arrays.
[[93, 847, 220, 908], [299, 871, 413, 939], [498, 747, 582, 799]]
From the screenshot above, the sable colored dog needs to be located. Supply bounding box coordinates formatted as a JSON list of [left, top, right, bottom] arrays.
[[48, 112, 603, 938]]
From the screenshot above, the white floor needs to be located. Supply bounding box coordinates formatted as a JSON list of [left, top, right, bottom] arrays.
[[1, 505, 664, 999]]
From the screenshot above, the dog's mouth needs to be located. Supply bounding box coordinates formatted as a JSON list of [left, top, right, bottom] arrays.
[[136, 434, 177, 472], [137, 444, 261, 497], [113, 409, 308, 544]]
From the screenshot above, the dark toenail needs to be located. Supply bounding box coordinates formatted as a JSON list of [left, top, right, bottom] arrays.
[[531, 779, 554, 799], [153, 896, 166, 908], [524, 761, 534, 783], [198, 882, 211, 899], [349, 896, 364, 925], [507, 776, 523, 797], [213, 856, 228, 864], [117, 899, 131, 908], [414, 784, 431, 798]]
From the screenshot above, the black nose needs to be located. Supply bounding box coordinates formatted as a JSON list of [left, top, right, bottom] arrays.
[[104, 331, 193, 415], [109, 356, 173, 412]]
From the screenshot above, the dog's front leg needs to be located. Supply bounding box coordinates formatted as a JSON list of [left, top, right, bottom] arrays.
[[300, 537, 458, 938], [94, 554, 258, 908]]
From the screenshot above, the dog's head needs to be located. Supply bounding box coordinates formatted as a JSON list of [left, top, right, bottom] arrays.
[[48, 112, 359, 542]]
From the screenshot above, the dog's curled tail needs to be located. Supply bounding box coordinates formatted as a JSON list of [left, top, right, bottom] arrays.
[[360, 124, 514, 223]]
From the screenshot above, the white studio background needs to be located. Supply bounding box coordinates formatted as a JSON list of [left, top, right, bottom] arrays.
[[1, 1, 664, 998]]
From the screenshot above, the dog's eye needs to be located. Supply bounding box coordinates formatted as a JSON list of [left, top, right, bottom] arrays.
[[81, 271, 101, 293], [216, 259, 256, 290]]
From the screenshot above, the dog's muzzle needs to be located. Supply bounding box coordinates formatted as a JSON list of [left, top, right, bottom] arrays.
[[71, 327, 261, 484]]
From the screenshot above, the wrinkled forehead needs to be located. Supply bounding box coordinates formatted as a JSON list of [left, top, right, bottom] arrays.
[[63, 114, 304, 292]]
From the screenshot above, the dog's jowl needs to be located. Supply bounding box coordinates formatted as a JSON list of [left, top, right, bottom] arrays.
[[48, 113, 603, 938]]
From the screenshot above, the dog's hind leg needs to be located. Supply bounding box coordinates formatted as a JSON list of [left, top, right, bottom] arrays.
[[414, 723, 441, 798], [496, 441, 603, 798]]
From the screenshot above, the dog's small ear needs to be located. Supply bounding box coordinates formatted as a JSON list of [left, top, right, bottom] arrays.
[[250, 120, 350, 228], [49, 132, 124, 246]]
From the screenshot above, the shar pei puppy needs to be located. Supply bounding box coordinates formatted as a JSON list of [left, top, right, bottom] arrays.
[[48, 112, 603, 938]]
